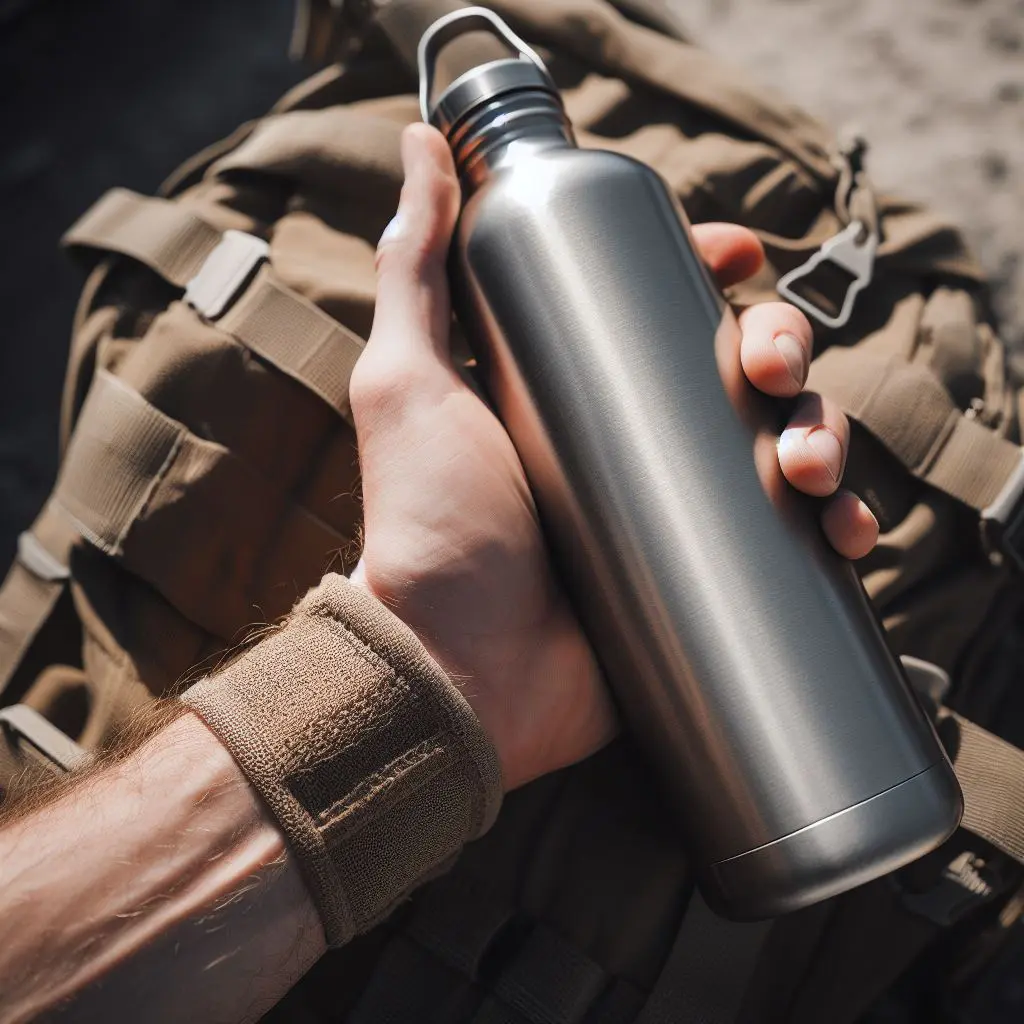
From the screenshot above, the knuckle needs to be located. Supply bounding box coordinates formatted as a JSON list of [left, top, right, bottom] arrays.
[[376, 224, 441, 287], [375, 232, 418, 277], [349, 354, 421, 423]]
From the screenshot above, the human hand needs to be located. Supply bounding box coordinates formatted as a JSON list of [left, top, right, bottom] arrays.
[[349, 124, 878, 792]]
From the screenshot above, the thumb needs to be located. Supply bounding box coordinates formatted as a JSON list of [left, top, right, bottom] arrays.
[[369, 123, 461, 368]]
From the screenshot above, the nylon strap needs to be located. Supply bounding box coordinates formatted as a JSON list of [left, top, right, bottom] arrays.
[[61, 188, 222, 288], [488, 925, 608, 1024], [406, 870, 516, 978], [0, 504, 76, 701], [486, 0, 837, 182], [637, 891, 771, 1024], [66, 189, 366, 420], [213, 264, 365, 423], [363, 0, 837, 181], [349, 935, 480, 1023], [946, 712, 1024, 866], [53, 370, 346, 640], [351, 874, 512, 1022], [808, 348, 1023, 512]]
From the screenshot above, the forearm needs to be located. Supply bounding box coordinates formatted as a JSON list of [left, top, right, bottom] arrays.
[[0, 574, 502, 1022], [0, 712, 324, 1024]]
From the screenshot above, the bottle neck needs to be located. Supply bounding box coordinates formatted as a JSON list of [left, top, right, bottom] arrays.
[[445, 88, 576, 190]]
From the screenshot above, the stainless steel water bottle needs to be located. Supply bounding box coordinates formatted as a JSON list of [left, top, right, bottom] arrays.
[[418, 7, 963, 919]]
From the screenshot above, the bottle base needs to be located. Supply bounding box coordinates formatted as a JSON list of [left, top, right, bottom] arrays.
[[703, 760, 963, 921]]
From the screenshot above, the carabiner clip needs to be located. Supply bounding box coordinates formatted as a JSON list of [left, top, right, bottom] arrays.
[[776, 220, 878, 330]]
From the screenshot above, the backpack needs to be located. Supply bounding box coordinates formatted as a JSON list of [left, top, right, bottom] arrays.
[[2, 1, 1024, 1020]]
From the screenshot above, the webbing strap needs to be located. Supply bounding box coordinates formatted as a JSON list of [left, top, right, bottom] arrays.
[[808, 348, 1023, 513], [214, 264, 365, 423], [364, 0, 836, 179], [375, 0, 517, 72], [0, 505, 76, 701], [61, 188, 222, 288], [67, 193, 365, 421], [406, 870, 516, 978], [53, 370, 346, 639], [947, 712, 1024, 866], [55, 370, 202, 559], [488, 925, 608, 1024], [488, 0, 837, 182], [0, 563, 64, 701], [297, 0, 691, 65], [637, 891, 771, 1024]]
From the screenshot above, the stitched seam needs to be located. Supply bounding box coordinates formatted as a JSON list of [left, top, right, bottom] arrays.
[[124, 429, 186, 548]]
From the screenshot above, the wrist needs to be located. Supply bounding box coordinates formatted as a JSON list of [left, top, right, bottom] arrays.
[[350, 573, 612, 791], [347, 574, 514, 789], [182, 573, 503, 946]]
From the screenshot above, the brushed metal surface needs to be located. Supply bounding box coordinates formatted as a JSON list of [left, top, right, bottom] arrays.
[[707, 761, 962, 918], [451, 138, 961, 913]]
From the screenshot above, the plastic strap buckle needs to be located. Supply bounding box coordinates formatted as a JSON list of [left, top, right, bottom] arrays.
[[776, 220, 878, 330], [184, 229, 270, 321], [17, 531, 69, 582], [0, 705, 90, 774], [982, 452, 1024, 573]]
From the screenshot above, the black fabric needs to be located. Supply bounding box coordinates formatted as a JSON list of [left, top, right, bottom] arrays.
[[638, 893, 771, 1024]]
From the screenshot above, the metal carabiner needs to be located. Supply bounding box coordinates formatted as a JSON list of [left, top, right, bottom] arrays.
[[776, 220, 878, 330]]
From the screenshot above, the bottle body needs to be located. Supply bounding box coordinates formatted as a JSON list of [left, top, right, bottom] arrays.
[[451, 143, 962, 918]]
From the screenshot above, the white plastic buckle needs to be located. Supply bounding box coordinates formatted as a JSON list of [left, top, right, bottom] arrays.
[[184, 229, 270, 320], [776, 220, 878, 330], [17, 531, 69, 582], [0, 705, 90, 773]]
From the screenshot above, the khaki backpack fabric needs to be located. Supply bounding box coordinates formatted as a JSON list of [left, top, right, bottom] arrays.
[[3, 1, 1024, 1020]]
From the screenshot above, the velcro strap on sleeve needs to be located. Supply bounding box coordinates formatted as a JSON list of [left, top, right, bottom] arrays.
[[62, 188, 222, 288], [181, 573, 503, 946]]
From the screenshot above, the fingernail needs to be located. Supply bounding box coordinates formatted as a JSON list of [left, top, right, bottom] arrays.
[[378, 213, 404, 249], [773, 332, 806, 387], [806, 426, 842, 481]]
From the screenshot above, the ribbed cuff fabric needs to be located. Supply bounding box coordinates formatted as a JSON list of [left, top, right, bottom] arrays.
[[181, 573, 503, 947]]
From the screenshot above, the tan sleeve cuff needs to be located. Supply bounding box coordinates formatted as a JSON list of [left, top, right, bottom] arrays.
[[180, 573, 503, 947]]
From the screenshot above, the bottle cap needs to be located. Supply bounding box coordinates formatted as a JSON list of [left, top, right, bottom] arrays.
[[418, 7, 560, 135]]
